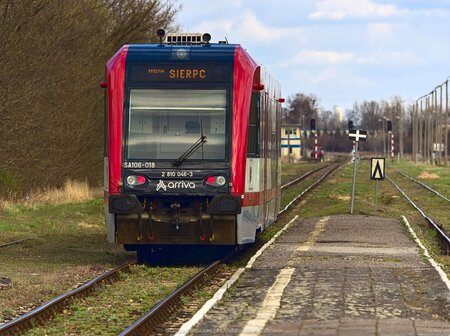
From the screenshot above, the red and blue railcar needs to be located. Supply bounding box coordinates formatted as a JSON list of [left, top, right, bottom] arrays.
[[104, 32, 283, 261]]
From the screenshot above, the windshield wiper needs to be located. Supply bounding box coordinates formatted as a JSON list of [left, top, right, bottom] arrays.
[[173, 135, 207, 167]]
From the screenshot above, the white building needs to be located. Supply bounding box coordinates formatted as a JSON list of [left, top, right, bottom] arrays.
[[281, 125, 302, 162]]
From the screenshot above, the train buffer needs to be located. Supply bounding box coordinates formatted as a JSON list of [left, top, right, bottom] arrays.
[[181, 215, 450, 336]]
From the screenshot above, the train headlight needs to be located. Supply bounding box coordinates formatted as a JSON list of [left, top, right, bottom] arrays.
[[205, 175, 226, 187], [216, 176, 226, 186], [126, 175, 146, 186]]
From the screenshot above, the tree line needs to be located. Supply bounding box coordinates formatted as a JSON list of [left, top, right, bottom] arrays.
[[0, 0, 179, 196], [284, 93, 413, 155]]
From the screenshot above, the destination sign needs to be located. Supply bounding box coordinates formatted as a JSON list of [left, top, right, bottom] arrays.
[[128, 63, 231, 82]]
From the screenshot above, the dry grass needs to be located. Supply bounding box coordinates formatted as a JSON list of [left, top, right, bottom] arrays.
[[417, 171, 440, 179], [26, 180, 97, 206], [1, 180, 102, 211]]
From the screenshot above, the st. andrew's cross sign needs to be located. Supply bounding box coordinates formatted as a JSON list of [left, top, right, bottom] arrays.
[[348, 129, 367, 142]]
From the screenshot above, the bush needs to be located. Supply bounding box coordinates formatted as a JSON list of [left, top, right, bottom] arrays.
[[0, 172, 22, 198]]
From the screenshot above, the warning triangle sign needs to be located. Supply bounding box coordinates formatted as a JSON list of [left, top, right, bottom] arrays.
[[370, 158, 385, 180]]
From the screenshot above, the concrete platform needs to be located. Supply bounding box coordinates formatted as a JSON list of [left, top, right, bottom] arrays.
[[187, 215, 450, 336]]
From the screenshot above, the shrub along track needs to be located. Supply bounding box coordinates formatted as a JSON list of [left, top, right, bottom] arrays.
[[0, 160, 344, 336]]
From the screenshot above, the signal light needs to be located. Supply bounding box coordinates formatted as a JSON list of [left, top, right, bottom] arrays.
[[348, 120, 354, 130], [310, 118, 316, 131], [387, 120, 392, 132], [126, 175, 146, 186], [157, 29, 165, 38], [156, 28, 165, 44], [205, 176, 226, 187]]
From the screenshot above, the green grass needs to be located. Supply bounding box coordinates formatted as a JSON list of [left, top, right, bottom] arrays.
[[0, 199, 134, 322], [26, 265, 199, 336], [0, 199, 103, 241], [281, 161, 327, 185], [393, 159, 450, 197], [1, 157, 449, 334]]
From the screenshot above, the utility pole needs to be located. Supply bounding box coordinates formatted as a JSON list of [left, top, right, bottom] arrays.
[[419, 100, 423, 162], [426, 97, 429, 163], [382, 117, 387, 157], [434, 88, 439, 165], [427, 95, 431, 163], [446, 80, 449, 166], [399, 101, 404, 160], [412, 103, 417, 162], [415, 103, 419, 162], [439, 86, 443, 165]]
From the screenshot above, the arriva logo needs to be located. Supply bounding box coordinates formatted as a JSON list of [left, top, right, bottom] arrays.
[[156, 180, 167, 191], [156, 180, 196, 191]]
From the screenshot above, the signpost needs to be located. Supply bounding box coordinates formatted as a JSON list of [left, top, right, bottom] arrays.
[[348, 129, 367, 214], [370, 158, 385, 211]]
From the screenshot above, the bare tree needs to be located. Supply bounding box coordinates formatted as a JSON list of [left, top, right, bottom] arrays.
[[286, 93, 320, 129], [0, 0, 180, 195]]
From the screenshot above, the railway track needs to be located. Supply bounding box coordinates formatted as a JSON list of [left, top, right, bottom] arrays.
[[120, 161, 342, 336], [280, 160, 344, 215], [280, 164, 328, 189], [397, 170, 450, 203], [0, 238, 32, 249], [118, 260, 225, 336], [0, 262, 136, 336], [0, 160, 343, 335], [387, 171, 450, 254]]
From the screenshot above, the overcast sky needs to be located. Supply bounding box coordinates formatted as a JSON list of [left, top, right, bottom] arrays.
[[176, 0, 450, 112]]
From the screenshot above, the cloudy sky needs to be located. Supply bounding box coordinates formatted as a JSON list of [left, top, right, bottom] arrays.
[[176, 0, 450, 112]]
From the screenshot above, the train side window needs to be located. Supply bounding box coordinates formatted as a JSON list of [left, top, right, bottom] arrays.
[[247, 92, 260, 157]]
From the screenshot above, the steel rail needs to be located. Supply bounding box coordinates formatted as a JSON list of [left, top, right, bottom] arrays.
[[398, 170, 450, 203], [280, 164, 328, 190], [387, 175, 450, 254], [0, 261, 136, 336], [279, 161, 342, 215], [118, 260, 221, 336], [0, 238, 32, 249]]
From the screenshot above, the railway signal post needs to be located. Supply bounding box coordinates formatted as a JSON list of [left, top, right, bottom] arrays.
[[348, 129, 367, 214]]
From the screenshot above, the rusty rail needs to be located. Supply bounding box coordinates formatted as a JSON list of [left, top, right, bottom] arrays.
[[118, 260, 221, 336], [0, 261, 135, 336], [280, 161, 343, 215], [0, 238, 32, 249], [387, 175, 450, 254]]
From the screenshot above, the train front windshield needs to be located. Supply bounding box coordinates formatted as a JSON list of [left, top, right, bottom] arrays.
[[126, 89, 227, 161]]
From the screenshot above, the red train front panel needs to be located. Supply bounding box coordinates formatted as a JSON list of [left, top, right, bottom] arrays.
[[104, 38, 281, 249]]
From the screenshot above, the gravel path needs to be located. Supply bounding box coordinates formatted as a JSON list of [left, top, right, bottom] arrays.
[[186, 215, 450, 336]]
